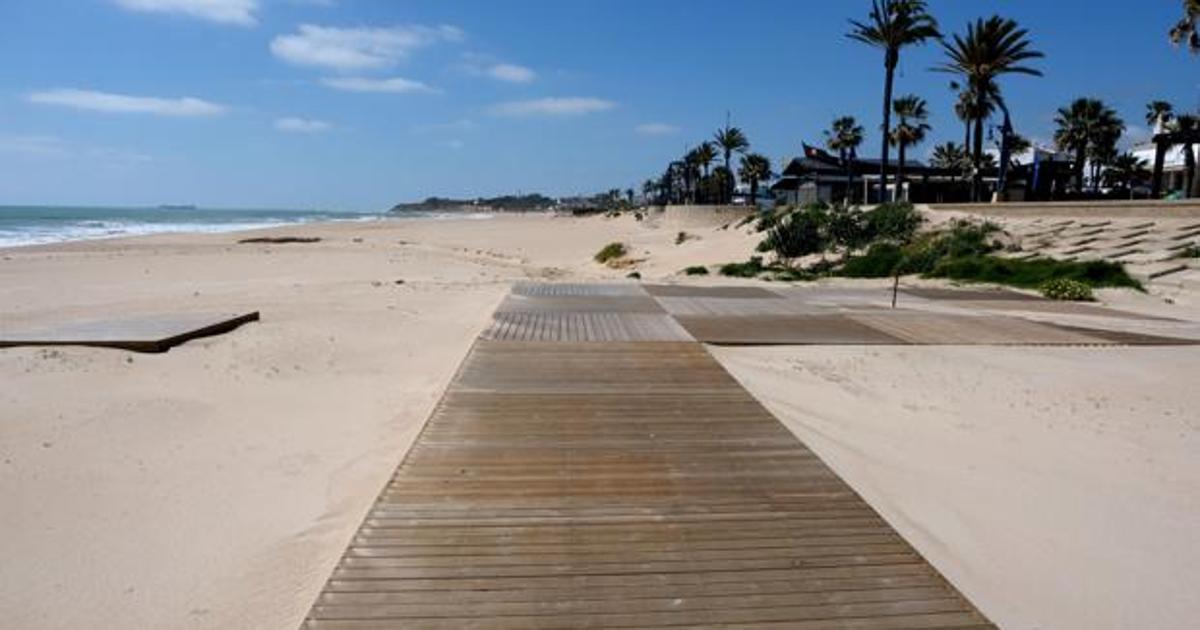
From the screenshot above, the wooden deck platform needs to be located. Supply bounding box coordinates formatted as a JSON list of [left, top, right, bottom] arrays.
[[0, 311, 260, 353], [301, 284, 1003, 628]]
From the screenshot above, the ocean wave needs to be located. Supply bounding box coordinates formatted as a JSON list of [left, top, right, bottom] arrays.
[[0, 209, 383, 249]]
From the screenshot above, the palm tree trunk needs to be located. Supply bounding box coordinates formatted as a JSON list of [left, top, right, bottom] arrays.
[[1074, 147, 1086, 193], [897, 142, 906, 202], [842, 150, 853, 205], [724, 149, 733, 204], [972, 116, 984, 202], [750, 179, 759, 209], [1187, 146, 1197, 199], [880, 62, 895, 203]]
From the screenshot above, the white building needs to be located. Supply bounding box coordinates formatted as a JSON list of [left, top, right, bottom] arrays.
[[1132, 141, 1189, 194]]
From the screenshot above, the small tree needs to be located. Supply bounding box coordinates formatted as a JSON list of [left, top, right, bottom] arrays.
[[738, 153, 773, 208]]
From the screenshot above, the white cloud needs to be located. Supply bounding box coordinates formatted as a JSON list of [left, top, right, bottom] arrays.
[[321, 76, 438, 94], [270, 23, 464, 70], [274, 117, 331, 133], [488, 63, 536, 84], [113, 0, 258, 26], [490, 97, 616, 117], [635, 122, 680, 136], [27, 89, 227, 117], [459, 53, 536, 84]]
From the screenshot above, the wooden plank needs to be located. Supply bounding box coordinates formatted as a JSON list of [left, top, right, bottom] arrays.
[[643, 284, 782, 298], [299, 283, 996, 628], [847, 312, 1110, 345], [675, 315, 908, 345]]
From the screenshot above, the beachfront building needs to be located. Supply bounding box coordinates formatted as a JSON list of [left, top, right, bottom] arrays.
[[770, 144, 976, 205], [771, 143, 1081, 205], [1135, 139, 1191, 198]]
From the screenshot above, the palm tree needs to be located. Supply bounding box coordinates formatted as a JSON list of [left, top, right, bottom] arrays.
[[1053, 98, 1125, 193], [1171, 114, 1198, 197], [713, 124, 749, 172], [1147, 100, 1175, 133], [683, 150, 702, 203], [848, 0, 940, 202], [1170, 0, 1200, 52], [694, 142, 717, 178], [713, 123, 749, 204], [935, 16, 1044, 201], [825, 116, 865, 204], [888, 95, 931, 200], [738, 153, 773, 208], [1103, 153, 1150, 198], [930, 141, 969, 174], [642, 179, 659, 205]]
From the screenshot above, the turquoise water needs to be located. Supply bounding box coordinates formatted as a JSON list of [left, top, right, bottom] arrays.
[[0, 205, 383, 248]]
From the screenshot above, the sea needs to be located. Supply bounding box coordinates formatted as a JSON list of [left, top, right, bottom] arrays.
[[0, 205, 387, 249]]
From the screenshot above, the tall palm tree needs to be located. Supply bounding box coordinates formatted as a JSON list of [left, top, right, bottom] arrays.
[[713, 124, 749, 171], [1146, 100, 1175, 133], [1053, 98, 1124, 193], [1170, 0, 1200, 52], [935, 16, 1043, 201], [888, 95, 931, 200], [738, 153, 773, 208], [825, 116, 865, 204], [1171, 114, 1198, 197], [713, 124, 749, 203], [848, 0, 940, 202]]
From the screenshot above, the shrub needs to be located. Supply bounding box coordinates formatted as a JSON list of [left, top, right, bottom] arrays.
[[826, 205, 869, 250], [899, 219, 1003, 274], [683, 265, 709, 276], [626, 271, 642, 280], [1040, 278, 1094, 301], [927, 256, 1141, 290], [720, 256, 765, 277], [864, 201, 923, 243], [594, 242, 627, 264], [675, 231, 692, 245], [841, 243, 905, 278], [757, 207, 826, 261], [769, 266, 817, 282]]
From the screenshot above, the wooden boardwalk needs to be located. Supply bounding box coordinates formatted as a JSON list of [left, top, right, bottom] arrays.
[[301, 284, 998, 629]]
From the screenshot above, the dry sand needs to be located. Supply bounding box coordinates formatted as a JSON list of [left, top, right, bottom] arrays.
[[0, 212, 754, 630], [712, 344, 1200, 630], [1, 210, 1198, 629]]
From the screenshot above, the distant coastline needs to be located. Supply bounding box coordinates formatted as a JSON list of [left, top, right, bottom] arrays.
[[390, 194, 557, 214]]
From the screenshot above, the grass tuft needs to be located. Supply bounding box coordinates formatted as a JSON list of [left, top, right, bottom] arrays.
[[594, 242, 627, 264], [927, 256, 1142, 291]]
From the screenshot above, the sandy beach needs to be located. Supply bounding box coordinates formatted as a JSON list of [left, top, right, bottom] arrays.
[[2, 212, 1199, 629]]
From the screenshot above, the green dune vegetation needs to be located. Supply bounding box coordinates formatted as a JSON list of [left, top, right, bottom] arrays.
[[723, 201, 1141, 298]]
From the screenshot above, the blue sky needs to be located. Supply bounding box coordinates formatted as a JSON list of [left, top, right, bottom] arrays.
[[0, 0, 1196, 210]]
